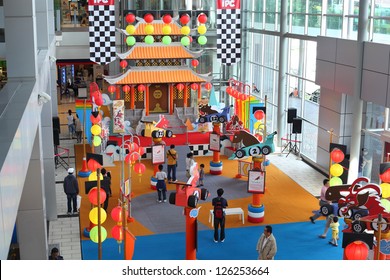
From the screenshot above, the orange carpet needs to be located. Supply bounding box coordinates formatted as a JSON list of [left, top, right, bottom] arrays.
[[74, 144, 321, 240]]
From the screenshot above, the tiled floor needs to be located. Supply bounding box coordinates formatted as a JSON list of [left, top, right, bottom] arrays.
[[48, 99, 326, 260]]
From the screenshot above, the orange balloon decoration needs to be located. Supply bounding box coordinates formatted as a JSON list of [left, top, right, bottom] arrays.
[[331, 148, 344, 163], [88, 187, 107, 206], [111, 206, 122, 222], [345, 241, 369, 260], [254, 110, 265, 120]]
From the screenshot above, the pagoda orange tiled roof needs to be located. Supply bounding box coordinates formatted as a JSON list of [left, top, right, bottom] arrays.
[[117, 43, 202, 60], [124, 20, 183, 36], [104, 66, 211, 85]]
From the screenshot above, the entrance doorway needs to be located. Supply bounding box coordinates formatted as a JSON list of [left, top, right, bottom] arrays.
[[149, 84, 168, 114]]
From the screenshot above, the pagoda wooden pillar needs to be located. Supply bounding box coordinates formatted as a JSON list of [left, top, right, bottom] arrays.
[[130, 86, 135, 109], [145, 85, 150, 116], [169, 84, 174, 114], [197, 86, 201, 99], [184, 83, 188, 108]]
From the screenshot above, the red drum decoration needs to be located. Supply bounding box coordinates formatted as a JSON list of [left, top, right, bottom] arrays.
[[120, 60, 128, 69], [111, 206, 122, 222], [134, 162, 146, 175], [191, 59, 199, 68], [108, 85, 116, 94], [87, 159, 102, 172], [380, 169, 390, 183], [198, 13, 208, 24], [144, 13, 154, 23], [190, 83, 199, 91], [162, 14, 172, 24], [331, 148, 345, 163], [176, 83, 185, 91], [345, 241, 369, 260], [180, 14, 190, 25], [138, 84, 145, 92], [254, 110, 265, 120], [88, 187, 107, 206], [204, 82, 212, 91], [122, 85, 131, 93], [111, 225, 123, 242], [125, 13, 136, 24]]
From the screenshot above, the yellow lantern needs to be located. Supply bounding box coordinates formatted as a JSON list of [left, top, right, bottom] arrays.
[[88, 171, 103, 181], [329, 176, 342, 186], [91, 124, 101, 136], [197, 25, 207, 35], [89, 226, 107, 243], [125, 25, 136, 35], [181, 25, 190, 35], [144, 24, 154, 35], [89, 207, 107, 224], [93, 135, 102, 147], [380, 183, 390, 198], [162, 25, 171, 35], [330, 163, 343, 177]]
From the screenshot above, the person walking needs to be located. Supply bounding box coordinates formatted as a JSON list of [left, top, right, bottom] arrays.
[[212, 188, 228, 243], [66, 109, 76, 139], [310, 178, 331, 223], [185, 152, 195, 179], [155, 164, 167, 203], [101, 168, 112, 211], [166, 144, 178, 182], [256, 225, 277, 260], [74, 113, 83, 143], [63, 167, 79, 215]]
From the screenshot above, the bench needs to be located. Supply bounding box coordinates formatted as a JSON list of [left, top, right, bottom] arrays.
[[209, 207, 245, 226]]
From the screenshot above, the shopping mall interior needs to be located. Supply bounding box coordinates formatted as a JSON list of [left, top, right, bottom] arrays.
[[1, 0, 390, 260]]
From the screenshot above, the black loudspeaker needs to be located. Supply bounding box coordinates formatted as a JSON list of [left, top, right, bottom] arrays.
[[292, 118, 302, 134], [287, 108, 297, 123], [53, 128, 60, 146], [52, 116, 61, 133]]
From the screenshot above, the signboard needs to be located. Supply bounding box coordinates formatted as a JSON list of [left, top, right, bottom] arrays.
[[152, 145, 165, 164], [247, 170, 265, 194], [113, 100, 125, 133], [209, 133, 220, 151]]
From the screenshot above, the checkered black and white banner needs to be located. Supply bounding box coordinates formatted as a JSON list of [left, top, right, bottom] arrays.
[[216, 0, 241, 66], [88, 0, 116, 65]]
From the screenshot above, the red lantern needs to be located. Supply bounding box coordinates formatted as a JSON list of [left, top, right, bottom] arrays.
[[197, 13, 208, 24], [90, 113, 102, 124], [120, 60, 128, 69], [204, 82, 212, 91], [191, 59, 199, 68], [176, 83, 184, 91], [125, 13, 135, 24], [122, 85, 131, 93], [111, 225, 123, 242], [380, 169, 390, 183], [144, 13, 154, 23], [345, 241, 369, 260], [111, 206, 122, 222], [180, 14, 190, 25], [162, 14, 172, 24], [125, 153, 140, 164], [138, 84, 145, 92], [87, 159, 102, 172], [331, 148, 345, 163], [88, 187, 107, 206], [126, 142, 139, 153], [138, 147, 145, 156], [254, 110, 265, 120], [134, 162, 146, 175], [108, 85, 116, 94], [190, 83, 199, 91]]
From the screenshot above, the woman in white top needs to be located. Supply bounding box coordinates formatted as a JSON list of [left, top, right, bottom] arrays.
[[155, 164, 167, 203], [66, 109, 75, 139], [185, 152, 195, 178]]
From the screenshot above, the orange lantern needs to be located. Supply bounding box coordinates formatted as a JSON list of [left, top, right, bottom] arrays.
[[87, 159, 102, 172], [190, 83, 199, 91], [331, 148, 345, 163], [88, 187, 107, 206], [122, 85, 130, 93], [345, 241, 369, 260], [204, 82, 212, 91], [108, 85, 116, 94], [176, 83, 184, 91], [138, 84, 145, 92], [254, 110, 265, 120], [111, 225, 123, 242], [111, 206, 122, 222], [380, 169, 390, 183]]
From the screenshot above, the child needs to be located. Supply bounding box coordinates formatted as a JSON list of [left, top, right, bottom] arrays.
[[198, 164, 205, 186], [329, 216, 340, 247], [155, 164, 167, 203]]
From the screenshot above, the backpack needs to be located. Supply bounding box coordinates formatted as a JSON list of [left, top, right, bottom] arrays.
[[214, 198, 224, 219]]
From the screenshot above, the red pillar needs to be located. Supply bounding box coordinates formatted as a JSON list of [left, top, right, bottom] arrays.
[[169, 84, 174, 114], [145, 85, 149, 116], [184, 84, 188, 107], [185, 207, 196, 260], [247, 157, 265, 223], [209, 122, 223, 175]]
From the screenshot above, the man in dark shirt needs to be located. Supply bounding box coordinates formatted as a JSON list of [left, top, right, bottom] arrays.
[[101, 168, 112, 211], [212, 188, 228, 243], [63, 168, 79, 215]]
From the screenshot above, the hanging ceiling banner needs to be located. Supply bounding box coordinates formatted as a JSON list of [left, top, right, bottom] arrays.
[[216, 0, 241, 66], [88, 0, 116, 65]]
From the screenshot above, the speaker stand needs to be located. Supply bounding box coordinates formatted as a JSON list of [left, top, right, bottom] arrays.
[[281, 124, 293, 156], [286, 133, 300, 157]]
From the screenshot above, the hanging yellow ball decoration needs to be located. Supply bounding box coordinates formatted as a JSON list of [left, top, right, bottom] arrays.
[[93, 135, 102, 147], [125, 25, 136, 35], [181, 25, 191, 36], [89, 226, 107, 243], [330, 163, 343, 177], [91, 124, 101, 136], [380, 183, 390, 198], [88, 171, 103, 181], [329, 176, 343, 186], [89, 207, 107, 224], [162, 25, 171, 35], [144, 24, 154, 35], [197, 25, 207, 35]]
